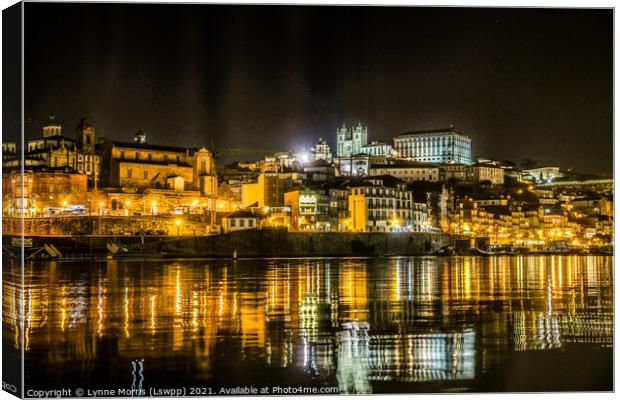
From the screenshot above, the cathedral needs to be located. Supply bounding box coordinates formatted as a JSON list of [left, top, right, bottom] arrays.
[[336, 123, 368, 157]]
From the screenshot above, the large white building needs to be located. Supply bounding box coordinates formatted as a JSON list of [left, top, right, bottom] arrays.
[[393, 127, 472, 165], [360, 141, 393, 157], [369, 162, 440, 183], [337, 123, 368, 157]]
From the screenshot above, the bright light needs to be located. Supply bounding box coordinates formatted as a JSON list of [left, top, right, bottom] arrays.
[[175, 219, 182, 226], [98, 201, 104, 207], [62, 201, 68, 207], [151, 201, 157, 207], [218, 203, 224, 209], [125, 200, 131, 206]]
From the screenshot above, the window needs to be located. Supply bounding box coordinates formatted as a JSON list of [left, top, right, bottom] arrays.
[[135, 152, 139, 160], [120, 151, 125, 159], [144, 170, 148, 179], [164, 155, 168, 162], [176, 155, 180, 164], [240, 219, 245, 227], [148, 154, 152, 161], [231, 219, 236, 227], [248, 219, 254, 227], [127, 168, 132, 178]]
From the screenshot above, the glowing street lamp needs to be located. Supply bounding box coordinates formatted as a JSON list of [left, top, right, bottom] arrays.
[[175, 219, 182, 236]]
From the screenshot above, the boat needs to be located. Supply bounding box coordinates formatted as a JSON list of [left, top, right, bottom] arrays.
[[435, 246, 455, 256]]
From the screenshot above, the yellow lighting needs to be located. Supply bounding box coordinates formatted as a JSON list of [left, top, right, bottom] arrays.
[[175, 219, 182, 226], [62, 201, 68, 207], [218, 203, 224, 209], [125, 200, 131, 206], [98, 201, 104, 207], [151, 201, 157, 207]]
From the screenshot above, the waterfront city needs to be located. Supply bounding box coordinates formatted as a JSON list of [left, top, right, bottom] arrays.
[[2, 3, 613, 397]]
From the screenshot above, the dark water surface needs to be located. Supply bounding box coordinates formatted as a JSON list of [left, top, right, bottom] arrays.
[[3, 256, 613, 394]]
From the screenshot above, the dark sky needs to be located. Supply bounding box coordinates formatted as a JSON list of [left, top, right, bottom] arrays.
[[19, 4, 613, 174]]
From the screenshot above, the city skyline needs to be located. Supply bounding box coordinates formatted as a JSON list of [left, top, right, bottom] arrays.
[[13, 4, 613, 174]]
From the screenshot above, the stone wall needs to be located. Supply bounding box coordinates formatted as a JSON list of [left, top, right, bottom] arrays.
[[7, 229, 450, 258]]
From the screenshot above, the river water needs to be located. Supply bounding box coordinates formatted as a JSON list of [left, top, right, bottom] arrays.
[[3, 255, 613, 394]]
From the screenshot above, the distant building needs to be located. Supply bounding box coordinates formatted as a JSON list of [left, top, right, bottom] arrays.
[[241, 172, 300, 208], [369, 162, 440, 183], [348, 175, 424, 232], [337, 123, 368, 157], [522, 166, 561, 183], [393, 126, 472, 165], [98, 130, 217, 198], [284, 187, 332, 231], [2, 141, 16, 162], [17, 115, 101, 188], [360, 141, 393, 157], [2, 168, 88, 217], [466, 163, 505, 185], [312, 138, 333, 162], [338, 153, 370, 177], [439, 164, 468, 182], [303, 159, 338, 182]]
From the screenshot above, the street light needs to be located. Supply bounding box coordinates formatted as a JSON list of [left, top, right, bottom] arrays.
[[98, 201, 104, 235], [175, 219, 182, 236]]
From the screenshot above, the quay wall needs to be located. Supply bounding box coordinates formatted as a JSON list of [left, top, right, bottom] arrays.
[[4, 229, 450, 258]]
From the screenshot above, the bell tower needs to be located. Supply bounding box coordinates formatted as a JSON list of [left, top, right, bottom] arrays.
[[75, 115, 95, 150]]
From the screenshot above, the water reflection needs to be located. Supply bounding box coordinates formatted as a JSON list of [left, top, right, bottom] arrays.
[[2, 255, 613, 393]]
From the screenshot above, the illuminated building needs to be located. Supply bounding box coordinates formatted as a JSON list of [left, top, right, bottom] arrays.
[[13, 115, 101, 188], [284, 188, 332, 231], [302, 159, 338, 182], [2, 168, 88, 217], [311, 137, 333, 162], [393, 126, 472, 164], [360, 141, 393, 157], [466, 163, 505, 185], [439, 163, 468, 182], [98, 130, 217, 197], [241, 172, 300, 208], [2, 141, 17, 162], [336, 123, 368, 157], [348, 175, 425, 232], [337, 153, 370, 176], [522, 166, 561, 183], [221, 210, 258, 233], [369, 162, 440, 183]]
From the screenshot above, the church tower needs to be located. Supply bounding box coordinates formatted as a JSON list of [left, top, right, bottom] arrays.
[[42, 115, 62, 137], [75, 115, 95, 150]]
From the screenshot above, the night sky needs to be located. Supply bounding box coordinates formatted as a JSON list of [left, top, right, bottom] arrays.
[[18, 4, 613, 174]]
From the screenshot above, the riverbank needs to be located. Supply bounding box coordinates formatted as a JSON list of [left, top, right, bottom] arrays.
[[3, 229, 451, 259]]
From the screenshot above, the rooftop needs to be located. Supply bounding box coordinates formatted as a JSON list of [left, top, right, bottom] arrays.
[[396, 126, 470, 138]]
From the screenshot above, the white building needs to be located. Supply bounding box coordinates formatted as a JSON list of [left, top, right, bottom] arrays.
[[360, 141, 393, 157], [522, 166, 561, 183], [222, 210, 258, 233], [312, 137, 333, 162], [393, 126, 472, 165], [369, 163, 440, 183], [338, 153, 370, 177], [337, 123, 368, 157]]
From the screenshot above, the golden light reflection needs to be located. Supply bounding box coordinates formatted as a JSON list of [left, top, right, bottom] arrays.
[[5, 255, 613, 390]]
